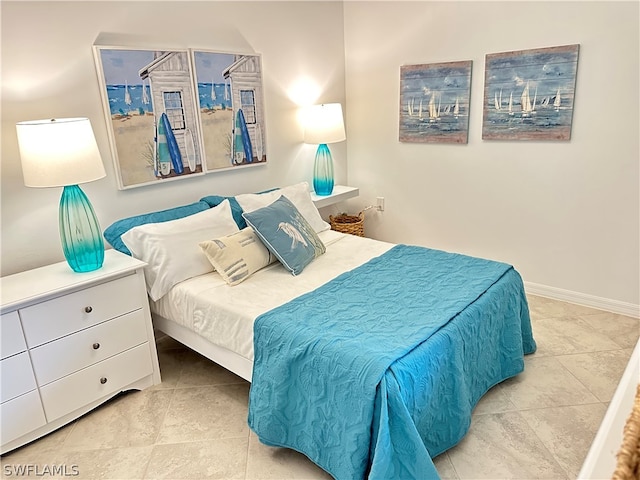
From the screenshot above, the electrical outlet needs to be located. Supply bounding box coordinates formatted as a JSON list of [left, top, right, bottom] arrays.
[[376, 197, 385, 212]]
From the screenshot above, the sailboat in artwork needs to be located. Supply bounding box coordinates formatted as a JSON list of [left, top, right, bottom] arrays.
[[520, 82, 533, 117], [494, 89, 503, 111], [553, 88, 561, 110], [508, 92, 514, 115], [211, 80, 217, 101], [407, 98, 414, 117], [428, 93, 440, 121], [453, 97, 460, 117], [141, 82, 150, 105], [124, 81, 132, 106], [428, 94, 436, 120]]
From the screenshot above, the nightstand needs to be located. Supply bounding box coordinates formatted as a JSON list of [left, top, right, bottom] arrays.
[[0, 250, 161, 454], [310, 185, 359, 208]]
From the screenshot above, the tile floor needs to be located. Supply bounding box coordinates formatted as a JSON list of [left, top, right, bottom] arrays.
[[1, 295, 638, 479]]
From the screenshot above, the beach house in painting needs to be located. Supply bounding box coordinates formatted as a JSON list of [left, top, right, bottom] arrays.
[[139, 51, 202, 175], [223, 55, 266, 164]]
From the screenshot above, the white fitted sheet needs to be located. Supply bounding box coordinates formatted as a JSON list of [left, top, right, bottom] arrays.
[[150, 230, 394, 361]]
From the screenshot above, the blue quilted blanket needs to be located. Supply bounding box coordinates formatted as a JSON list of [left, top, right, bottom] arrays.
[[248, 245, 536, 479]]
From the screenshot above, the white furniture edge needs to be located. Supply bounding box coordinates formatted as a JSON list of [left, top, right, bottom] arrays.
[[0, 250, 149, 313], [153, 313, 253, 382], [311, 185, 359, 209], [525, 281, 640, 318], [1, 376, 153, 454], [578, 338, 639, 479]]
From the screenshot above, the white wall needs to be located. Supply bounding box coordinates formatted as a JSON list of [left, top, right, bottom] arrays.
[[2, 1, 638, 312], [0, 1, 346, 276], [343, 1, 639, 309]]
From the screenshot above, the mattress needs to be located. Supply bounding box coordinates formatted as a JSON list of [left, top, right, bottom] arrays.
[[150, 230, 393, 361]]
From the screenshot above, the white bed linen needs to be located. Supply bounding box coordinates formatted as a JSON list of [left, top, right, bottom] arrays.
[[150, 230, 394, 361]]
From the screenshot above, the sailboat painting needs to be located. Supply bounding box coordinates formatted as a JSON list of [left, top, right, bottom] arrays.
[[399, 60, 472, 144], [482, 44, 579, 141]]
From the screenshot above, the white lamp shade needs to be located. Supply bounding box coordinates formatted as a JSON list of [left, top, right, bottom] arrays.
[[303, 103, 346, 145], [16, 118, 106, 187]]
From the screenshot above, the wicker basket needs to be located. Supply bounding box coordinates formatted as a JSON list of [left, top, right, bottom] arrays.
[[329, 212, 364, 237], [613, 383, 640, 480]]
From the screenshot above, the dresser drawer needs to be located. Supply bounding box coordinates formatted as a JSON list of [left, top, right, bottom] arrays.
[[1, 311, 26, 360], [40, 343, 153, 422], [0, 352, 37, 403], [0, 390, 47, 445], [20, 273, 142, 348], [31, 309, 148, 386]]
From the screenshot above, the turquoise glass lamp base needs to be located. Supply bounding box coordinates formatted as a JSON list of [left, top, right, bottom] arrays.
[[59, 185, 104, 273], [313, 143, 334, 196]]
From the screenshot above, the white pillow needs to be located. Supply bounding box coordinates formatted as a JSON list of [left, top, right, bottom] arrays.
[[235, 182, 330, 233], [121, 199, 240, 300]]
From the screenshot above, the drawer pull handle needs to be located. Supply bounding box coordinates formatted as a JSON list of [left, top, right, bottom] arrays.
[[92, 343, 100, 350], [100, 377, 108, 385], [85, 306, 93, 313]]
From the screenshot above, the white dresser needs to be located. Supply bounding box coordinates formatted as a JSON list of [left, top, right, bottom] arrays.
[[0, 250, 161, 454]]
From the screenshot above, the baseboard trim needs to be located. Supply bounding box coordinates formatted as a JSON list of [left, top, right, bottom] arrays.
[[524, 282, 640, 318]]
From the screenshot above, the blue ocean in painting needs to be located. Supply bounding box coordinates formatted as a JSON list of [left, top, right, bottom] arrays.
[[196, 83, 232, 110], [400, 100, 468, 137], [106, 84, 153, 116], [105, 82, 232, 116], [482, 88, 574, 137]]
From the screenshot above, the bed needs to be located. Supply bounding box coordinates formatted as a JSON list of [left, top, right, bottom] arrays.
[[104, 182, 536, 480]]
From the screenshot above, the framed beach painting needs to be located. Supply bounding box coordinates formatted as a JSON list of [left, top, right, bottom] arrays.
[[93, 46, 267, 189], [482, 44, 580, 141], [191, 50, 267, 171], [399, 60, 472, 144], [93, 47, 204, 189]]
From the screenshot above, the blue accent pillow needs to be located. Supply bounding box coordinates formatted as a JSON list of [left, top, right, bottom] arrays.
[[104, 201, 210, 255], [200, 188, 278, 230], [242, 195, 326, 275]]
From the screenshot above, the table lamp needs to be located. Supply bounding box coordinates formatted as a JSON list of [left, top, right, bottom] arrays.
[[303, 103, 346, 196], [16, 118, 107, 273]]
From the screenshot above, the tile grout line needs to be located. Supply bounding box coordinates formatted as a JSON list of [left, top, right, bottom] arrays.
[[517, 402, 605, 480], [554, 348, 633, 403], [141, 355, 183, 479]]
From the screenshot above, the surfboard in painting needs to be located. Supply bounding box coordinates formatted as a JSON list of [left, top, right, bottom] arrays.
[[156, 115, 172, 176], [255, 125, 263, 162], [233, 109, 244, 165], [238, 109, 253, 163], [184, 127, 197, 172], [152, 122, 159, 177], [160, 112, 184, 174]]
